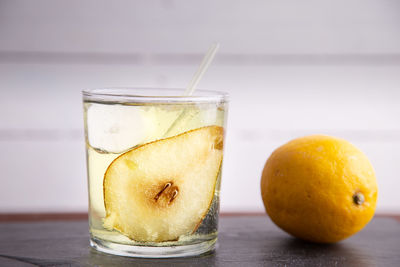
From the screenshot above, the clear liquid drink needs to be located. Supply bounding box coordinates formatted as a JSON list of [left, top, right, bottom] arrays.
[[83, 88, 228, 258]]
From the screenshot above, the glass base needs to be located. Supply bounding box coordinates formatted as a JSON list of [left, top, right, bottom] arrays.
[[90, 237, 217, 258]]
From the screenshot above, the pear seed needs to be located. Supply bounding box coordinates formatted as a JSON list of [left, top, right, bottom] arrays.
[[169, 189, 179, 204], [154, 182, 172, 201]]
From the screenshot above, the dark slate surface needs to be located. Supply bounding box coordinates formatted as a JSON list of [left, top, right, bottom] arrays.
[[0, 216, 399, 266]]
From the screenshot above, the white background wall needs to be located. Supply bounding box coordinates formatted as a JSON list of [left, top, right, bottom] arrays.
[[0, 0, 399, 213]]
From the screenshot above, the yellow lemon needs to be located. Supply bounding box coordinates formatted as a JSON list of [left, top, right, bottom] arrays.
[[261, 135, 378, 243]]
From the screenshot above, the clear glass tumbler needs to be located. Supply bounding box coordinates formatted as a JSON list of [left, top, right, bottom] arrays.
[[82, 88, 228, 258]]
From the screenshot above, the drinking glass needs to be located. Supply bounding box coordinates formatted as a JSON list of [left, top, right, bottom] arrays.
[[83, 88, 228, 258]]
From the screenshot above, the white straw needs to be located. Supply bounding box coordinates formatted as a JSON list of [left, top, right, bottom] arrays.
[[163, 43, 220, 137], [183, 43, 220, 96]]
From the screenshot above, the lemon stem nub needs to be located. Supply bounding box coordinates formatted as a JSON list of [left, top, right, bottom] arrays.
[[353, 192, 365, 205]]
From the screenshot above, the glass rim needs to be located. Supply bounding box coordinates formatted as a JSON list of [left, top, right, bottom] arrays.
[[82, 87, 229, 103]]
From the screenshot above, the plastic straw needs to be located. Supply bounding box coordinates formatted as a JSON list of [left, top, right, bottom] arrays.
[[184, 43, 220, 96], [163, 43, 220, 137]]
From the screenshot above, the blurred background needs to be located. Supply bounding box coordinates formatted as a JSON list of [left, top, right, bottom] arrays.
[[0, 0, 399, 214]]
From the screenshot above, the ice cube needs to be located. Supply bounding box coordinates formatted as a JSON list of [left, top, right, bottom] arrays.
[[87, 104, 149, 153]]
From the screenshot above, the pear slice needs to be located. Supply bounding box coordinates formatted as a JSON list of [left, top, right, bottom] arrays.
[[103, 126, 224, 242]]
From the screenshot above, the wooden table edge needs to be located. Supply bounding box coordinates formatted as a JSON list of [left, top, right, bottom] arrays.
[[0, 212, 399, 223]]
